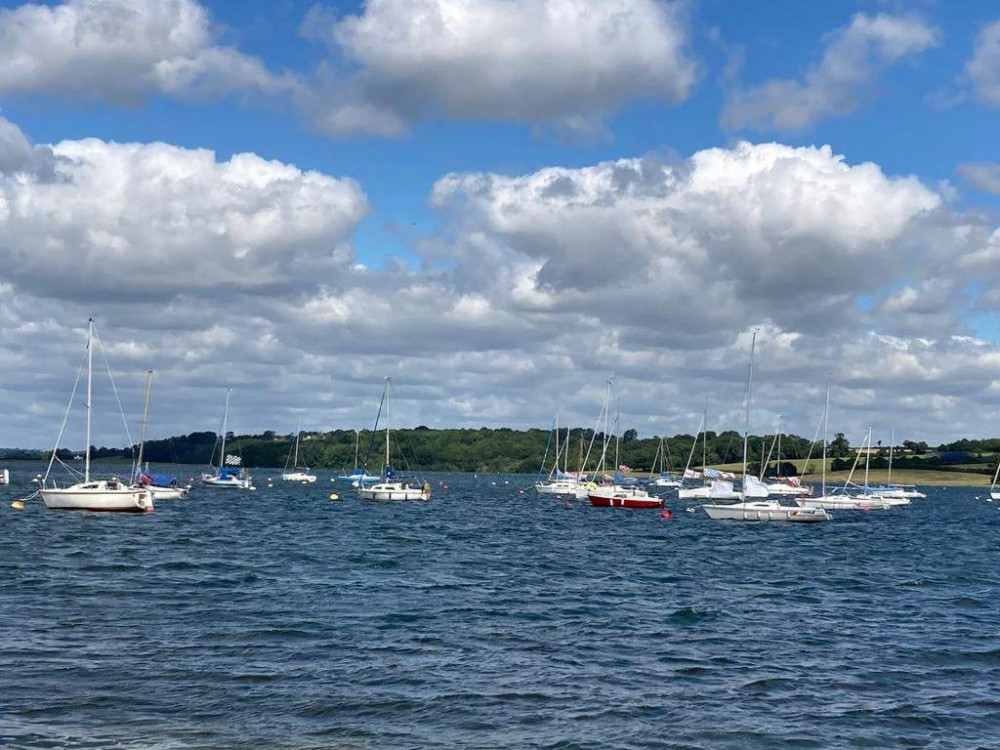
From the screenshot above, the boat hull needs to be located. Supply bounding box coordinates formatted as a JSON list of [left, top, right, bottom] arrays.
[[147, 485, 189, 501], [588, 493, 663, 509], [202, 475, 252, 490], [535, 481, 579, 495], [703, 501, 830, 522], [41, 485, 153, 513], [797, 495, 889, 511], [358, 483, 431, 501], [281, 472, 317, 483]]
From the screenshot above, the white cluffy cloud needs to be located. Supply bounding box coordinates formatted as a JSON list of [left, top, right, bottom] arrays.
[[0, 0, 289, 103], [302, 0, 695, 136], [967, 20, 1000, 106], [0, 115, 368, 300], [724, 12, 939, 130], [3, 119, 1000, 448]]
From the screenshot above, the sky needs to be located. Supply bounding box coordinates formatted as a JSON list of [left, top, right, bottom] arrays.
[[2, 0, 1000, 450]]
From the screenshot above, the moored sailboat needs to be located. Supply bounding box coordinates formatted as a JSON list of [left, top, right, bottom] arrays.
[[37, 319, 153, 513], [337, 430, 379, 484], [703, 330, 831, 523], [201, 389, 253, 490], [357, 377, 431, 501], [281, 421, 317, 483], [133, 370, 189, 500]]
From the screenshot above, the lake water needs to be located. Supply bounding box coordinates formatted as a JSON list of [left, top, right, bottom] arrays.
[[1, 461, 998, 749]]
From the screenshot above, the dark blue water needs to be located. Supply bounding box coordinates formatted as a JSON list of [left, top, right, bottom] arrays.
[[2, 461, 999, 749]]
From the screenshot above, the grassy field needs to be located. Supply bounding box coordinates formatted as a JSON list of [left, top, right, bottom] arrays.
[[709, 459, 992, 486]]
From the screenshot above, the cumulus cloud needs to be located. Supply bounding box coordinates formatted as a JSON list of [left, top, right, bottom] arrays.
[[967, 20, 1000, 106], [3, 121, 1000, 449], [300, 0, 695, 136], [0, 134, 369, 301], [0, 0, 290, 104], [724, 13, 939, 130]]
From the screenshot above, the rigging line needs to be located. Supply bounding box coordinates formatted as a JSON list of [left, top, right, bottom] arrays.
[[43, 340, 89, 485], [92, 325, 136, 453]]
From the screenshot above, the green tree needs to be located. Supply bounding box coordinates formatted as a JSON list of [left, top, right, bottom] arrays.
[[829, 433, 852, 458]]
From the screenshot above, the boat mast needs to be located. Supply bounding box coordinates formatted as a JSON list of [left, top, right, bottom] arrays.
[[354, 429, 360, 471], [554, 412, 560, 477], [887, 428, 895, 487], [863, 426, 873, 494], [822, 377, 830, 498], [741, 330, 757, 501], [384, 377, 391, 472], [702, 408, 707, 486], [219, 389, 231, 470], [776, 416, 782, 479], [136, 370, 153, 476], [84, 318, 93, 483], [293, 419, 301, 469]]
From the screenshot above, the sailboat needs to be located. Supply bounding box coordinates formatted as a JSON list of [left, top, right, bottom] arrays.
[[991, 456, 1000, 501], [38, 320, 154, 512], [535, 413, 579, 495], [357, 377, 431, 501], [703, 330, 831, 523], [0, 468, 8, 485], [587, 394, 663, 508], [796, 385, 889, 512], [677, 411, 739, 501], [281, 422, 317, 483], [760, 416, 811, 496], [201, 389, 253, 490], [133, 370, 190, 500], [648, 437, 682, 487], [337, 430, 379, 484], [863, 430, 924, 501]]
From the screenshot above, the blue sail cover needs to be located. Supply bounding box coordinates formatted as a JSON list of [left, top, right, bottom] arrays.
[[613, 472, 639, 486], [137, 471, 177, 487], [219, 466, 243, 480]]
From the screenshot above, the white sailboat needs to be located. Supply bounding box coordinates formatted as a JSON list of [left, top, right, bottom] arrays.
[[865, 430, 924, 501], [0, 468, 8, 485], [201, 389, 253, 490], [703, 330, 831, 523], [535, 412, 579, 495], [797, 383, 889, 512], [357, 377, 431, 501], [649, 437, 682, 487], [760, 416, 811, 496], [38, 320, 154, 513], [133, 370, 190, 500], [676, 410, 740, 501], [281, 422, 317, 483]]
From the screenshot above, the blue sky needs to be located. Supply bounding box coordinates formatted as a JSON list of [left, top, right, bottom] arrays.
[[2, 0, 1000, 447]]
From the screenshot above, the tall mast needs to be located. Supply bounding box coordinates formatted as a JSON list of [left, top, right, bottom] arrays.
[[614, 397, 621, 474], [863, 426, 873, 494], [354, 429, 360, 471], [776, 415, 782, 479], [136, 370, 153, 476], [702, 408, 707, 486], [384, 377, 391, 470], [219, 389, 231, 470], [822, 377, 830, 498], [293, 419, 301, 469], [554, 412, 560, 476], [887, 428, 895, 487], [741, 330, 757, 500], [84, 318, 93, 483]]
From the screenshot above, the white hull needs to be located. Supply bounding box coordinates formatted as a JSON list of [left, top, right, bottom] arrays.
[[358, 482, 430, 501], [41, 482, 153, 512], [281, 472, 317, 483], [0, 468, 8, 485], [535, 480, 579, 495], [765, 483, 811, 496], [992, 491, 1000, 501], [703, 501, 830, 522], [652, 478, 682, 488], [797, 495, 889, 511], [147, 485, 189, 501], [202, 474, 252, 490], [678, 486, 741, 501]]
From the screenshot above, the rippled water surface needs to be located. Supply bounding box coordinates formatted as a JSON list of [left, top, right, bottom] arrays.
[[2, 462, 999, 749]]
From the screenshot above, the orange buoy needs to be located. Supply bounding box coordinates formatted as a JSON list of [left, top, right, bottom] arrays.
[[660, 509, 672, 519], [11, 500, 25, 510]]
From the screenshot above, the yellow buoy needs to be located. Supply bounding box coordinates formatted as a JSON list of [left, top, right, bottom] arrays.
[[329, 493, 340, 501], [11, 500, 25, 510]]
